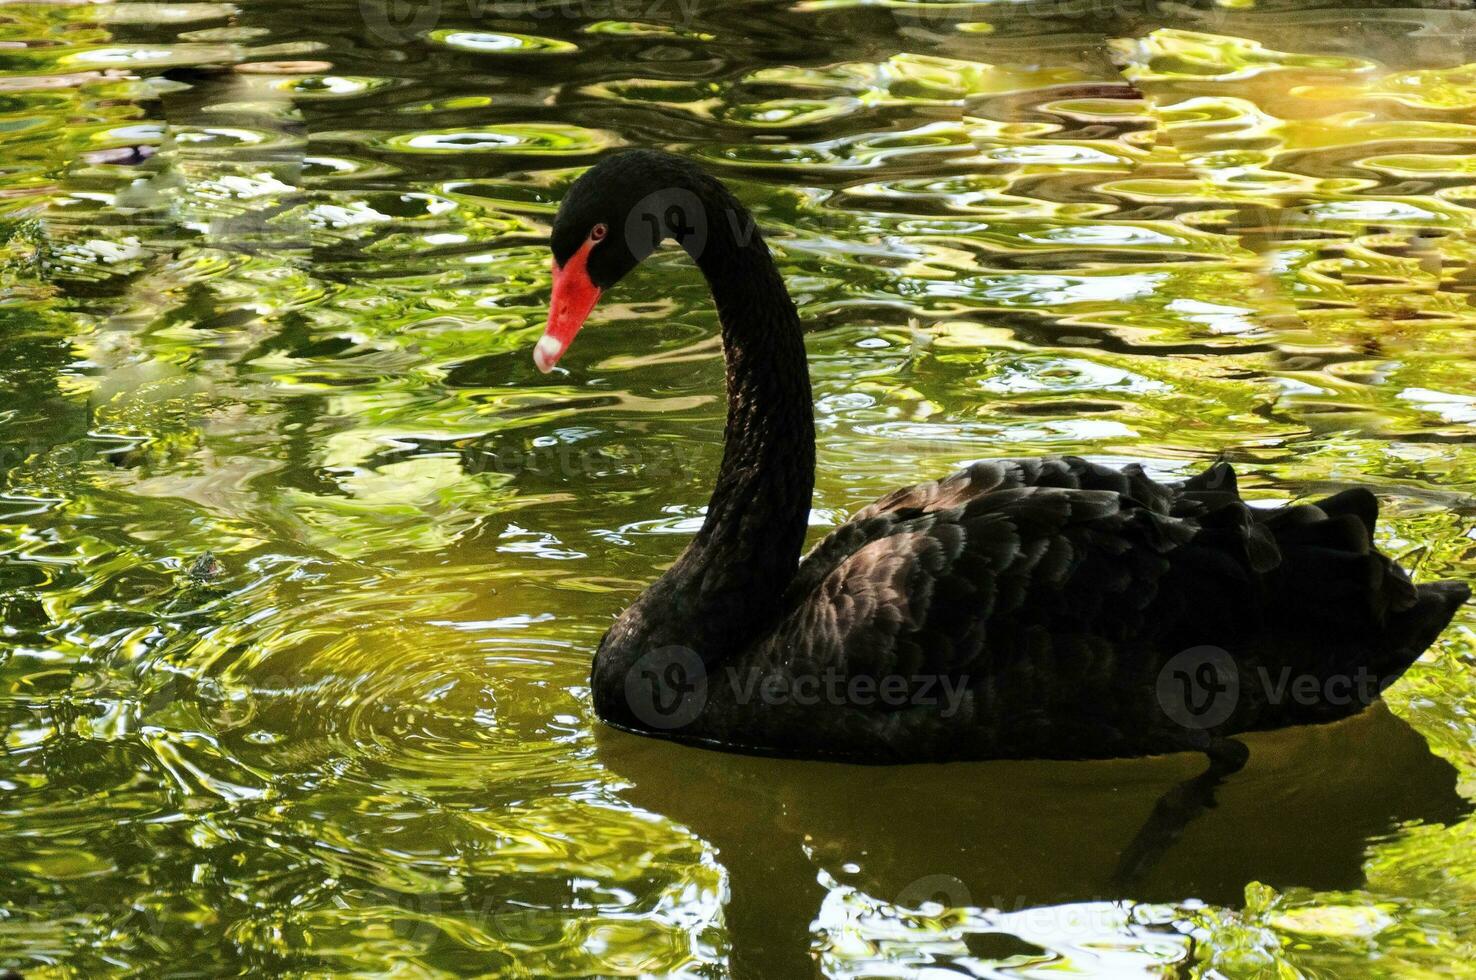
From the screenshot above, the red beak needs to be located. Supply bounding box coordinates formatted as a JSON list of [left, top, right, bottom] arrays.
[[536, 238, 601, 373]]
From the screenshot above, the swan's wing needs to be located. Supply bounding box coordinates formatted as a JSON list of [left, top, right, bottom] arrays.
[[850, 455, 1181, 523], [772, 480, 1213, 684], [785, 455, 1208, 609], [743, 460, 1454, 758]]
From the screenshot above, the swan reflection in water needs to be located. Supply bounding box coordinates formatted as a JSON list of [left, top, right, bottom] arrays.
[[597, 704, 1468, 977]]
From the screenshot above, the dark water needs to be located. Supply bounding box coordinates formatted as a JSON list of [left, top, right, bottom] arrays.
[[1, 0, 1474, 975]]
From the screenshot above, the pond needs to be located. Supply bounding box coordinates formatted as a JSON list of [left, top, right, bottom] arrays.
[[1, 0, 1474, 975]]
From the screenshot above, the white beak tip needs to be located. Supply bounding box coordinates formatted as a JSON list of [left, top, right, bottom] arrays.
[[533, 335, 564, 374]]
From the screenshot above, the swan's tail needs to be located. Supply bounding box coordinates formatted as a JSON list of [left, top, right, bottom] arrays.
[[1377, 580, 1471, 680], [1235, 484, 1470, 704], [1306, 487, 1469, 682]]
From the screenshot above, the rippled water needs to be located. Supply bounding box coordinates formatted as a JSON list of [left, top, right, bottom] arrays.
[[1, 0, 1474, 975]]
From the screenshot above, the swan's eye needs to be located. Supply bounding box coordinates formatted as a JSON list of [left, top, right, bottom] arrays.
[[590, 223, 608, 242]]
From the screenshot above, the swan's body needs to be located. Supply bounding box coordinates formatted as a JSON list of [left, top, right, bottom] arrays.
[[538, 149, 1469, 764]]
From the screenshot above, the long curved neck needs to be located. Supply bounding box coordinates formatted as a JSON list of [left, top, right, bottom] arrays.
[[613, 178, 815, 666], [683, 197, 816, 627]]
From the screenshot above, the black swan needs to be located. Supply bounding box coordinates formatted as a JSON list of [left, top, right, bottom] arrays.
[[536, 148, 1469, 768]]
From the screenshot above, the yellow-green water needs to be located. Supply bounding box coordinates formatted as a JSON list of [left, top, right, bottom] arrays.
[[1, 0, 1474, 976]]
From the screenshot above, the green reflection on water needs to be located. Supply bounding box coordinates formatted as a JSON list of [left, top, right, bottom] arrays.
[[0, 0, 1473, 976]]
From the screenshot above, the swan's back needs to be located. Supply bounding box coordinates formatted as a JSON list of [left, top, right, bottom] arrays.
[[690, 458, 1468, 762]]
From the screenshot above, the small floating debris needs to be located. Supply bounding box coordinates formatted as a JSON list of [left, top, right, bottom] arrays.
[[186, 551, 226, 585], [82, 145, 157, 166], [234, 60, 335, 74]]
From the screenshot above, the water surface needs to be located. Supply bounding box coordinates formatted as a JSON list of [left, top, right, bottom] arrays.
[[1, 0, 1474, 975]]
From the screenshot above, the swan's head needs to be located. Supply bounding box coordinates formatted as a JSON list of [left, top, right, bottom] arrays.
[[537, 150, 712, 372]]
